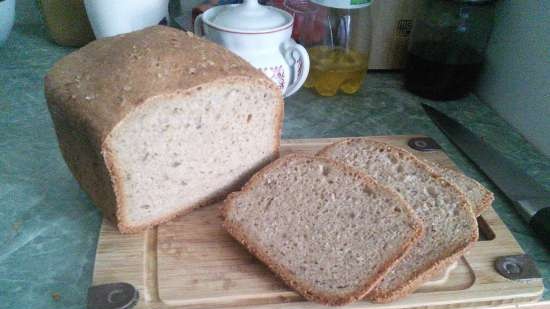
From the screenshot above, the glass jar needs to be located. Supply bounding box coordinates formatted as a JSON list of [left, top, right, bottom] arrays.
[[404, 0, 496, 101], [301, 0, 374, 97], [39, 0, 95, 47]]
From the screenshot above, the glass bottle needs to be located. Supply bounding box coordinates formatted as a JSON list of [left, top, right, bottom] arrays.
[[404, 0, 496, 101], [302, 0, 374, 97]]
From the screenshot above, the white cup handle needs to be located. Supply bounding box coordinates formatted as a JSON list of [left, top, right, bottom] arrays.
[[194, 14, 204, 36], [283, 40, 310, 97]]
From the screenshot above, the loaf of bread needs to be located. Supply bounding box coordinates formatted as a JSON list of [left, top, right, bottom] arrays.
[[318, 138, 478, 303], [222, 154, 424, 305], [45, 26, 284, 233]]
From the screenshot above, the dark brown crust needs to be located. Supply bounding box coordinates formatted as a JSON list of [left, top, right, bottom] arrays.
[[477, 190, 494, 216], [220, 154, 424, 306], [317, 138, 479, 303], [45, 26, 284, 234]]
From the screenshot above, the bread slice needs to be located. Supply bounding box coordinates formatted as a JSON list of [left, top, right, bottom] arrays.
[[422, 162, 494, 216], [45, 26, 284, 233], [318, 138, 478, 303], [222, 154, 424, 306]]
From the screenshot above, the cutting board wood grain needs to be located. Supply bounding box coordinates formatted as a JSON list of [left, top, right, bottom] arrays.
[[92, 136, 544, 309]]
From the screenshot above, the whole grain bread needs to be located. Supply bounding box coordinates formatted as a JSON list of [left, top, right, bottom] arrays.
[[318, 138, 478, 303], [423, 162, 494, 216], [45, 26, 284, 233], [222, 154, 424, 306]]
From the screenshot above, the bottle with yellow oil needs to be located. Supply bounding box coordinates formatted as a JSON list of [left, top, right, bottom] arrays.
[[304, 0, 374, 96]]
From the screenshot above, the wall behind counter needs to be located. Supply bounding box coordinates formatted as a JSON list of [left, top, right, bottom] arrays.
[[476, 0, 550, 157]]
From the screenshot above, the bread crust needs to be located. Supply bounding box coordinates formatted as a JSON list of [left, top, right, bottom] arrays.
[[477, 190, 494, 216], [221, 154, 424, 306], [317, 138, 479, 303], [45, 26, 284, 233]]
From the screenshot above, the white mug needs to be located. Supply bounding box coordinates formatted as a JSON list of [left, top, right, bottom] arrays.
[[194, 3, 310, 97], [84, 0, 169, 39], [0, 0, 15, 45]]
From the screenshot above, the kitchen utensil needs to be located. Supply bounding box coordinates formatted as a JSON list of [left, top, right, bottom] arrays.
[[405, 0, 497, 100], [423, 104, 550, 247], [39, 0, 95, 47], [92, 136, 544, 309], [84, 0, 169, 39], [193, 0, 310, 97], [0, 0, 15, 46], [304, 0, 374, 96]]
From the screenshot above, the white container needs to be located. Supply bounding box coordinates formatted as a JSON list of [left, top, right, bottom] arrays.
[[194, 0, 310, 97], [0, 0, 15, 45], [84, 0, 169, 39]]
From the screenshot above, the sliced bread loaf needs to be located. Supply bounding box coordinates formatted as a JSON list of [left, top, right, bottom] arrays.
[[423, 163, 494, 216], [222, 154, 424, 305], [45, 26, 284, 233], [318, 139, 478, 303]]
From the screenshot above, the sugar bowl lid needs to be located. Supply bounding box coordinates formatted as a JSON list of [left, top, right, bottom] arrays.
[[209, 0, 292, 32]]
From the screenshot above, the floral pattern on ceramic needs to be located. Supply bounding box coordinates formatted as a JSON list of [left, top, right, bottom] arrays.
[[261, 65, 285, 90]]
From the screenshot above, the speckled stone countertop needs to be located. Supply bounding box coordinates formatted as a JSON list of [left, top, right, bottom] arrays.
[[1, 1, 548, 309]]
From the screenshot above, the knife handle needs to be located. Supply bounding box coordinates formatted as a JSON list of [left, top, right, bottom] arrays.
[[530, 207, 550, 248]]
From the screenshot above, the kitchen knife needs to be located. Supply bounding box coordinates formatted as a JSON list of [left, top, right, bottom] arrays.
[[422, 104, 550, 247]]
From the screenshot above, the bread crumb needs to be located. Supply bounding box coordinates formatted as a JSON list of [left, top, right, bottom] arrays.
[[52, 292, 61, 301]]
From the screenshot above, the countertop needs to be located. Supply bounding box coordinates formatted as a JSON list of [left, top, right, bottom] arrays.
[[1, 1, 548, 309]]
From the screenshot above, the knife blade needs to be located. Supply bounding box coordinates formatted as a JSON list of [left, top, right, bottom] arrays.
[[422, 104, 550, 247]]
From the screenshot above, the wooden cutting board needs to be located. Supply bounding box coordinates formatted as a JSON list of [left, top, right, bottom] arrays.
[[92, 136, 544, 309]]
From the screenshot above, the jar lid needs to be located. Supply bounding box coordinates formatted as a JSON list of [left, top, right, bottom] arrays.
[[209, 0, 292, 32], [310, 0, 373, 9]]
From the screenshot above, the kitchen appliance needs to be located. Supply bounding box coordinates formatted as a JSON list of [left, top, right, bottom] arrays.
[[84, 0, 169, 39], [0, 0, 15, 46], [423, 104, 550, 246], [405, 0, 497, 100], [194, 0, 310, 97], [90, 136, 544, 309], [39, 0, 95, 47], [302, 0, 374, 96]]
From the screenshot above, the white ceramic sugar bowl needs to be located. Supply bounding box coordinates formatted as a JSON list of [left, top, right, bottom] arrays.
[[194, 0, 310, 97]]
